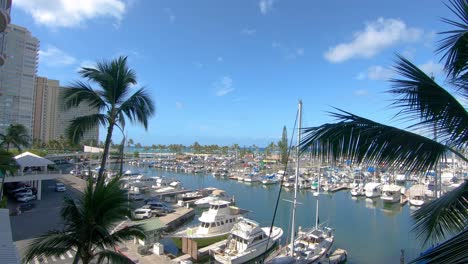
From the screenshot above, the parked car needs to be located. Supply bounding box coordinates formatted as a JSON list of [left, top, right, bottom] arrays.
[[146, 201, 174, 214], [9, 186, 31, 195], [128, 192, 144, 201], [55, 183, 66, 192], [17, 194, 36, 202], [132, 208, 153, 220], [14, 189, 33, 198]]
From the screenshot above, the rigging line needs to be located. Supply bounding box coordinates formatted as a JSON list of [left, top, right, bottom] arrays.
[[262, 107, 299, 261]]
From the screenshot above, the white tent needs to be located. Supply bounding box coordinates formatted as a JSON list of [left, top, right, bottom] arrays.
[[14, 152, 54, 170]]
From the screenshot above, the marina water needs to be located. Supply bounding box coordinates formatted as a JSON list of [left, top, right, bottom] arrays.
[[129, 165, 421, 264]]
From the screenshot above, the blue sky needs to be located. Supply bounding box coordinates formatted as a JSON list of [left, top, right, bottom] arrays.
[[12, 0, 454, 146]]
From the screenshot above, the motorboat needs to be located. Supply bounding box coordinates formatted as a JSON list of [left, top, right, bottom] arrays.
[[212, 217, 283, 264], [364, 182, 382, 198], [409, 184, 426, 206], [194, 189, 233, 208], [171, 200, 245, 248], [380, 184, 401, 203]]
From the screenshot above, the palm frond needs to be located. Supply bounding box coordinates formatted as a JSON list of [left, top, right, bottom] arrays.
[[63, 82, 107, 111], [409, 228, 468, 264], [94, 250, 134, 264], [390, 55, 468, 149], [0, 149, 18, 174], [66, 114, 108, 144], [300, 109, 467, 173], [111, 225, 146, 241], [23, 231, 77, 263], [412, 181, 468, 246], [118, 87, 155, 129], [437, 0, 468, 78]]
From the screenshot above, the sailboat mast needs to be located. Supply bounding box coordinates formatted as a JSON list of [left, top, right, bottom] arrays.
[[315, 199, 319, 229], [290, 100, 302, 255]]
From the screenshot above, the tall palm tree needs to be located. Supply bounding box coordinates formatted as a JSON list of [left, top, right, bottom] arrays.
[[0, 149, 18, 201], [300, 0, 468, 262], [23, 176, 145, 264], [64, 56, 155, 184], [0, 124, 30, 151]]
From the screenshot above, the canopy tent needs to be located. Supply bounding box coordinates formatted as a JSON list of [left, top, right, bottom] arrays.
[[14, 152, 54, 170]]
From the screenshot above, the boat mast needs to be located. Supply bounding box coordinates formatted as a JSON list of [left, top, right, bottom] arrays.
[[290, 100, 302, 255]]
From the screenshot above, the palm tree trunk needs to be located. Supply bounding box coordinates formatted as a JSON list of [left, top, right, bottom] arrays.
[[97, 124, 114, 184], [6, 143, 9, 152], [72, 253, 80, 264]]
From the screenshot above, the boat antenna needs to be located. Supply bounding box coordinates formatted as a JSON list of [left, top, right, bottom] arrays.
[[262, 102, 299, 260]]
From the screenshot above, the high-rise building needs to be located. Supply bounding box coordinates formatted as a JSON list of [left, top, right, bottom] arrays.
[[33, 76, 99, 145], [0, 24, 39, 136], [33, 77, 60, 142], [0, 0, 12, 67]]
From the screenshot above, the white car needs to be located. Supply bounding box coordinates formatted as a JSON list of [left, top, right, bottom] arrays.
[[132, 208, 153, 220], [55, 183, 66, 192], [17, 194, 36, 202], [14, 189, 33, 198]]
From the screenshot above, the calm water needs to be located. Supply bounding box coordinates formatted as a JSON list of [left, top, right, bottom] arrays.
[[128, 166, 423, 264]]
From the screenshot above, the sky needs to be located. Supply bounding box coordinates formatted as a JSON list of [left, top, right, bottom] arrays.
[[11, 0, 456, 146]]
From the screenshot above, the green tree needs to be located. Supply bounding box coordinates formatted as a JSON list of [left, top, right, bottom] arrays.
[[0, 124, 30, 151], [0, 149, 18, 202], [135, 143, 142, 149], [265, 141, 276, 157], [192, 141, 202, 153], [300, 1, 468, 262], [64, 56, 155, 184], [127, 138, 134, 147], [24, 177, 145, 264], [278, 126, 288, 165]]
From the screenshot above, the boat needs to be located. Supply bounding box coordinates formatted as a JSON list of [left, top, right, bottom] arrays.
[[212, 217, 283, 264], [409, 184, 426, 206], [350, 186, 365, 196], [395, 174, 406, 184], [364, 182, 382, 198], [380, 184, 401, 203], [194, 189, 233, 208], [171, 200, 245, 248], [262, 174, 280, 185], [268, 100, 335, 264], [179, 187, 215, 202]]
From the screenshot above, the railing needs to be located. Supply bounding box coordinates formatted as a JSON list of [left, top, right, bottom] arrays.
[[17, 170, 63, 176]]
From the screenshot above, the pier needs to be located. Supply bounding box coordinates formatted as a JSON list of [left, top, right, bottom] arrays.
[[172, 239, 227, 262], [159, 207, 195, 231]]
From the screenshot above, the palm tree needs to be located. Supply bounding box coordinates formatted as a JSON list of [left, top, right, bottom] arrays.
[[0, 149, 18, 202], [0, 124, 30, 151], [64, 56, 155, 184], [300, 1, 467, 262], [23, 176, 145, 264]]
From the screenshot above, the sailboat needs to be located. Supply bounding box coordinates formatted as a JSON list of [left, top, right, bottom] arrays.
[[268, 100, 334, 264]]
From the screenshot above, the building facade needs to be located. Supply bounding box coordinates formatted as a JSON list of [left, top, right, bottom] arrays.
[[33, 76, 99, 145], [0, 24, 39, 136], [0, 0, 12, 67]]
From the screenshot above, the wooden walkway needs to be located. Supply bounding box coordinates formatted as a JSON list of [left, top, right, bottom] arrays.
[[159, 207, 195, 231]]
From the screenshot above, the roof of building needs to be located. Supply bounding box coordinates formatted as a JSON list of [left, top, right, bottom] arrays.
[[14, 152, 54, 168], [0, 209, 20, 264], [136, 218, 167, 232]]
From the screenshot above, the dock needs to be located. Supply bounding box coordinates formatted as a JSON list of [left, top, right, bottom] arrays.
[[159, 207, 195, 231], [172, 239, 227, 262]]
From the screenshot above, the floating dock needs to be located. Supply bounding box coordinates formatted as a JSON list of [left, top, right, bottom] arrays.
[[330, 185, 349, 192]]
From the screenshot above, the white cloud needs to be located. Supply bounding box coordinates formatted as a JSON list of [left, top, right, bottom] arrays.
[[39, 46, 77, 66], [324, 18, 423, 63], [354, 89, 369, 96], [14, 0, 126, 28], [419, 60, 443, 76], [356, 65, 394, 81], [175, 102, 183, 109], [259, 0, 275, 15], [75, 60, 95, 72], [241, 28, 256, 35], [214, 76, 235, 96], [164, 8, 175, 23]]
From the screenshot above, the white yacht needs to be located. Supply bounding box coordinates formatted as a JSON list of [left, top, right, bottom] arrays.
[[194, 189, 233, 208], [171, 200, 243, 248], [350, 186, 365, 196], [262, 175, 280, 185], [380, 184, 401, 203], [364, 182, 382, 198], [212, 217, 283, 264]]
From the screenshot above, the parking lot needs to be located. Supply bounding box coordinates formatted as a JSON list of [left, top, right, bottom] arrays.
[[7, 175, 86, 264]]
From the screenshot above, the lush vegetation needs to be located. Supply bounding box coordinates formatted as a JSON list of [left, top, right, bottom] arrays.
[[300, 0, 468, 262], [64, 56, 155, 183], [0, 124, 30, 151], [24, 177, 145, 264]]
